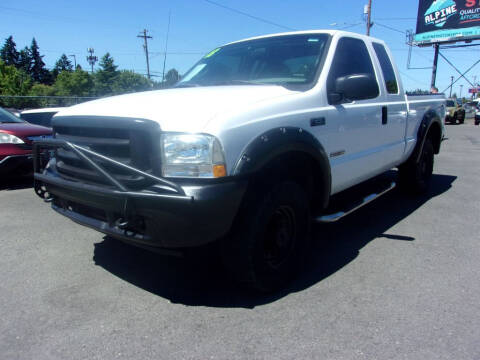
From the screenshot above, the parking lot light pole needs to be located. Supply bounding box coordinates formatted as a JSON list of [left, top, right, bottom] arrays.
[[69, 54, 77, 69]]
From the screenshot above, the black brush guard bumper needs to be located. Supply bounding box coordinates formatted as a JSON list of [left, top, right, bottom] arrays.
[[33, 139, 247, 251]]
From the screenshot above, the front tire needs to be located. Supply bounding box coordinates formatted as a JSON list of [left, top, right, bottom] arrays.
[[399, 138, 434, 194], [221, 181, 310, 292]]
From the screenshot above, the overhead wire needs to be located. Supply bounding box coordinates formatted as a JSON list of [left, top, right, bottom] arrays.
[[374, 22, 407, 35], [201, 0, 296, 31]]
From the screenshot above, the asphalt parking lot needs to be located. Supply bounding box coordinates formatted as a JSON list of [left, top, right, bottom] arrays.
[[1, 123, 479, 360]]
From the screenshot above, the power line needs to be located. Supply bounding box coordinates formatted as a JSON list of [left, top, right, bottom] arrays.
[[339, 22, 363, 30], [202, 0, 296, 31], [375, 22, 406, 34], [375, 17, 416, 21], [399, 70, 430, 87]]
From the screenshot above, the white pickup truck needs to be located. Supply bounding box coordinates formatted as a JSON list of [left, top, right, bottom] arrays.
[[34, 30, 445, 292]]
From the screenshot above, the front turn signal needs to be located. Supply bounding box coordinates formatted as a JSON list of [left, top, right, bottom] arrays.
[[213, 164, 227, 178]]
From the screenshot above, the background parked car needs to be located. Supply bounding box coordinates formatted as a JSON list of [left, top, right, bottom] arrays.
[[0, 107, 52, 177], [4, 108, 21, 118], [445, 99, 465, 124], [20, 107, 65, 128]]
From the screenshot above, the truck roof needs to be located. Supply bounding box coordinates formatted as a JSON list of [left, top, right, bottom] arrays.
[[226, 30, 386, 47]]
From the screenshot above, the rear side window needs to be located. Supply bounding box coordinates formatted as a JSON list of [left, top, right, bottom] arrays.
[[327, 37, 378, 100], [373, 43, 398, 94]]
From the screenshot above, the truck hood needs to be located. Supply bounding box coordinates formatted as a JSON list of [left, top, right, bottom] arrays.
[[56, 86, 297, 132]]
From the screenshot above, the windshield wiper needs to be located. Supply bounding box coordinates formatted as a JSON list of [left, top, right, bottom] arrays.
[[174, 83, 202, 88], [227, 80, 287, 88], [226, 80, 270, 86]]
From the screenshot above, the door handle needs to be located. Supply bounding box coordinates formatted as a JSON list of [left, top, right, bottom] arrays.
[[382, 106, 388, 125]]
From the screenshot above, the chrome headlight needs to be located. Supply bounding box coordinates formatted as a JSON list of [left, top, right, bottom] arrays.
[[0, 132, 25, 144], [161, 133, 226, 178]]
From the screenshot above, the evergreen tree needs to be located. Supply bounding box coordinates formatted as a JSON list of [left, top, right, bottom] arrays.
[[18, 47, 32, 74], [0, 36, 19, 66], [52, 54, 73, 78], [94, 52, 119, 96], [29, 38, 52, 84], [99, 52, 117, 73]]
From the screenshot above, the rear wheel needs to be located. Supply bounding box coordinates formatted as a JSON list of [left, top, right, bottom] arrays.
[[399, 138, 434, 194], [221, 181, 310, 292]]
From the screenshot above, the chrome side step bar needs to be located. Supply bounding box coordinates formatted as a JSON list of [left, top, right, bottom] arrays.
[[316, 182, 396, 223]]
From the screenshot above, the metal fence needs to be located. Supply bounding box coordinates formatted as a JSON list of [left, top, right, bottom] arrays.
[[0, 95, 98, 110]]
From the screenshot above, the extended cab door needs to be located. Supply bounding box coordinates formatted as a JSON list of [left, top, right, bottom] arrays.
[[317, 36, 388, 193], [371, 42, 408, 169]]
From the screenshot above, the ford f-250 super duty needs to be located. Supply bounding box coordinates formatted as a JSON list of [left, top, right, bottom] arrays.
[[33, 31, 445, 292]]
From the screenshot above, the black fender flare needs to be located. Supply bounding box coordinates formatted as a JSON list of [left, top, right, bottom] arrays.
[[232, 126, 331, 209], [413, 109, 443, 163]]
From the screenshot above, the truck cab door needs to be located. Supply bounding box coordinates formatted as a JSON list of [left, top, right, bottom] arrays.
[[318, 36, 386, 193]]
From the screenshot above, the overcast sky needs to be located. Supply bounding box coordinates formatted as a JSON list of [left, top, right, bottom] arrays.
[[1, 0, 479, 95]]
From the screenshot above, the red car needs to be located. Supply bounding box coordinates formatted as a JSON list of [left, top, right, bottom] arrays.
[[0, 107, 52, 177]]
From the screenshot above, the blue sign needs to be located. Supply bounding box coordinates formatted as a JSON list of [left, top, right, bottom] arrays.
[[415, 0, 480, 45]]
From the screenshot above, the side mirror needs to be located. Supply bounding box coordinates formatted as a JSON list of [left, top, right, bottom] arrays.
[[329, 74, 379, 105]]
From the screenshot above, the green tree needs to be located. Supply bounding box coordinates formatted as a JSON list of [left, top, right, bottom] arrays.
[[18, 47, 32, 74], [94, 52, 119, 96], [0, 36, 19, 67], [52, 54, 73, 78], [112, 70, 151, 94], [28, 83, 56, 107], [29, 38, 52, 85], [54, 67, 93, 97], [164, 68, 180, 87], [0, 59, 32, 107]]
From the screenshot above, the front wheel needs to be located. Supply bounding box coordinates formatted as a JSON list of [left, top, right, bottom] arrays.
[[399, 138, 434, 194], [221, 181, 310, 292]]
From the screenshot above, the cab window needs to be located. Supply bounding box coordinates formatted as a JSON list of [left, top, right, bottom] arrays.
[[327, 37, 379, 101], [373, 43, 399, 94]]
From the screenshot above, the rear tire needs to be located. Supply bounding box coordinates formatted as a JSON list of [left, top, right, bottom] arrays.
[[221, 181, 310, 293], [399, 138, 434, 195]]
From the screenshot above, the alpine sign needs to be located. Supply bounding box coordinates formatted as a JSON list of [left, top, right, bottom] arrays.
[[415, 0, 480, 45]]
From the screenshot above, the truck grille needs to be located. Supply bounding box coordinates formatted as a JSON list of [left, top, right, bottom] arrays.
[[53, 117, 161, 189]]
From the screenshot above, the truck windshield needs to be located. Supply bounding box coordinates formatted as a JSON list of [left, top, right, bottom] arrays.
[[446, 100, 455, 107], [177, 34, 330, 90], [0, 107, 24, 123]]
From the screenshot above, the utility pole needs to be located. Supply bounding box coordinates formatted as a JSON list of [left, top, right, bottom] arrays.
[[460, 84, 464, 99], [473, 76, 477, 99], [450, 76, 454, 98], [430, 43, 440, 89], [137, 29, 152, 80], [162, 11, 172, 83], [365, 0, 373, 36], [69, 54, 77, 69], [86, 48, 98, 73]]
